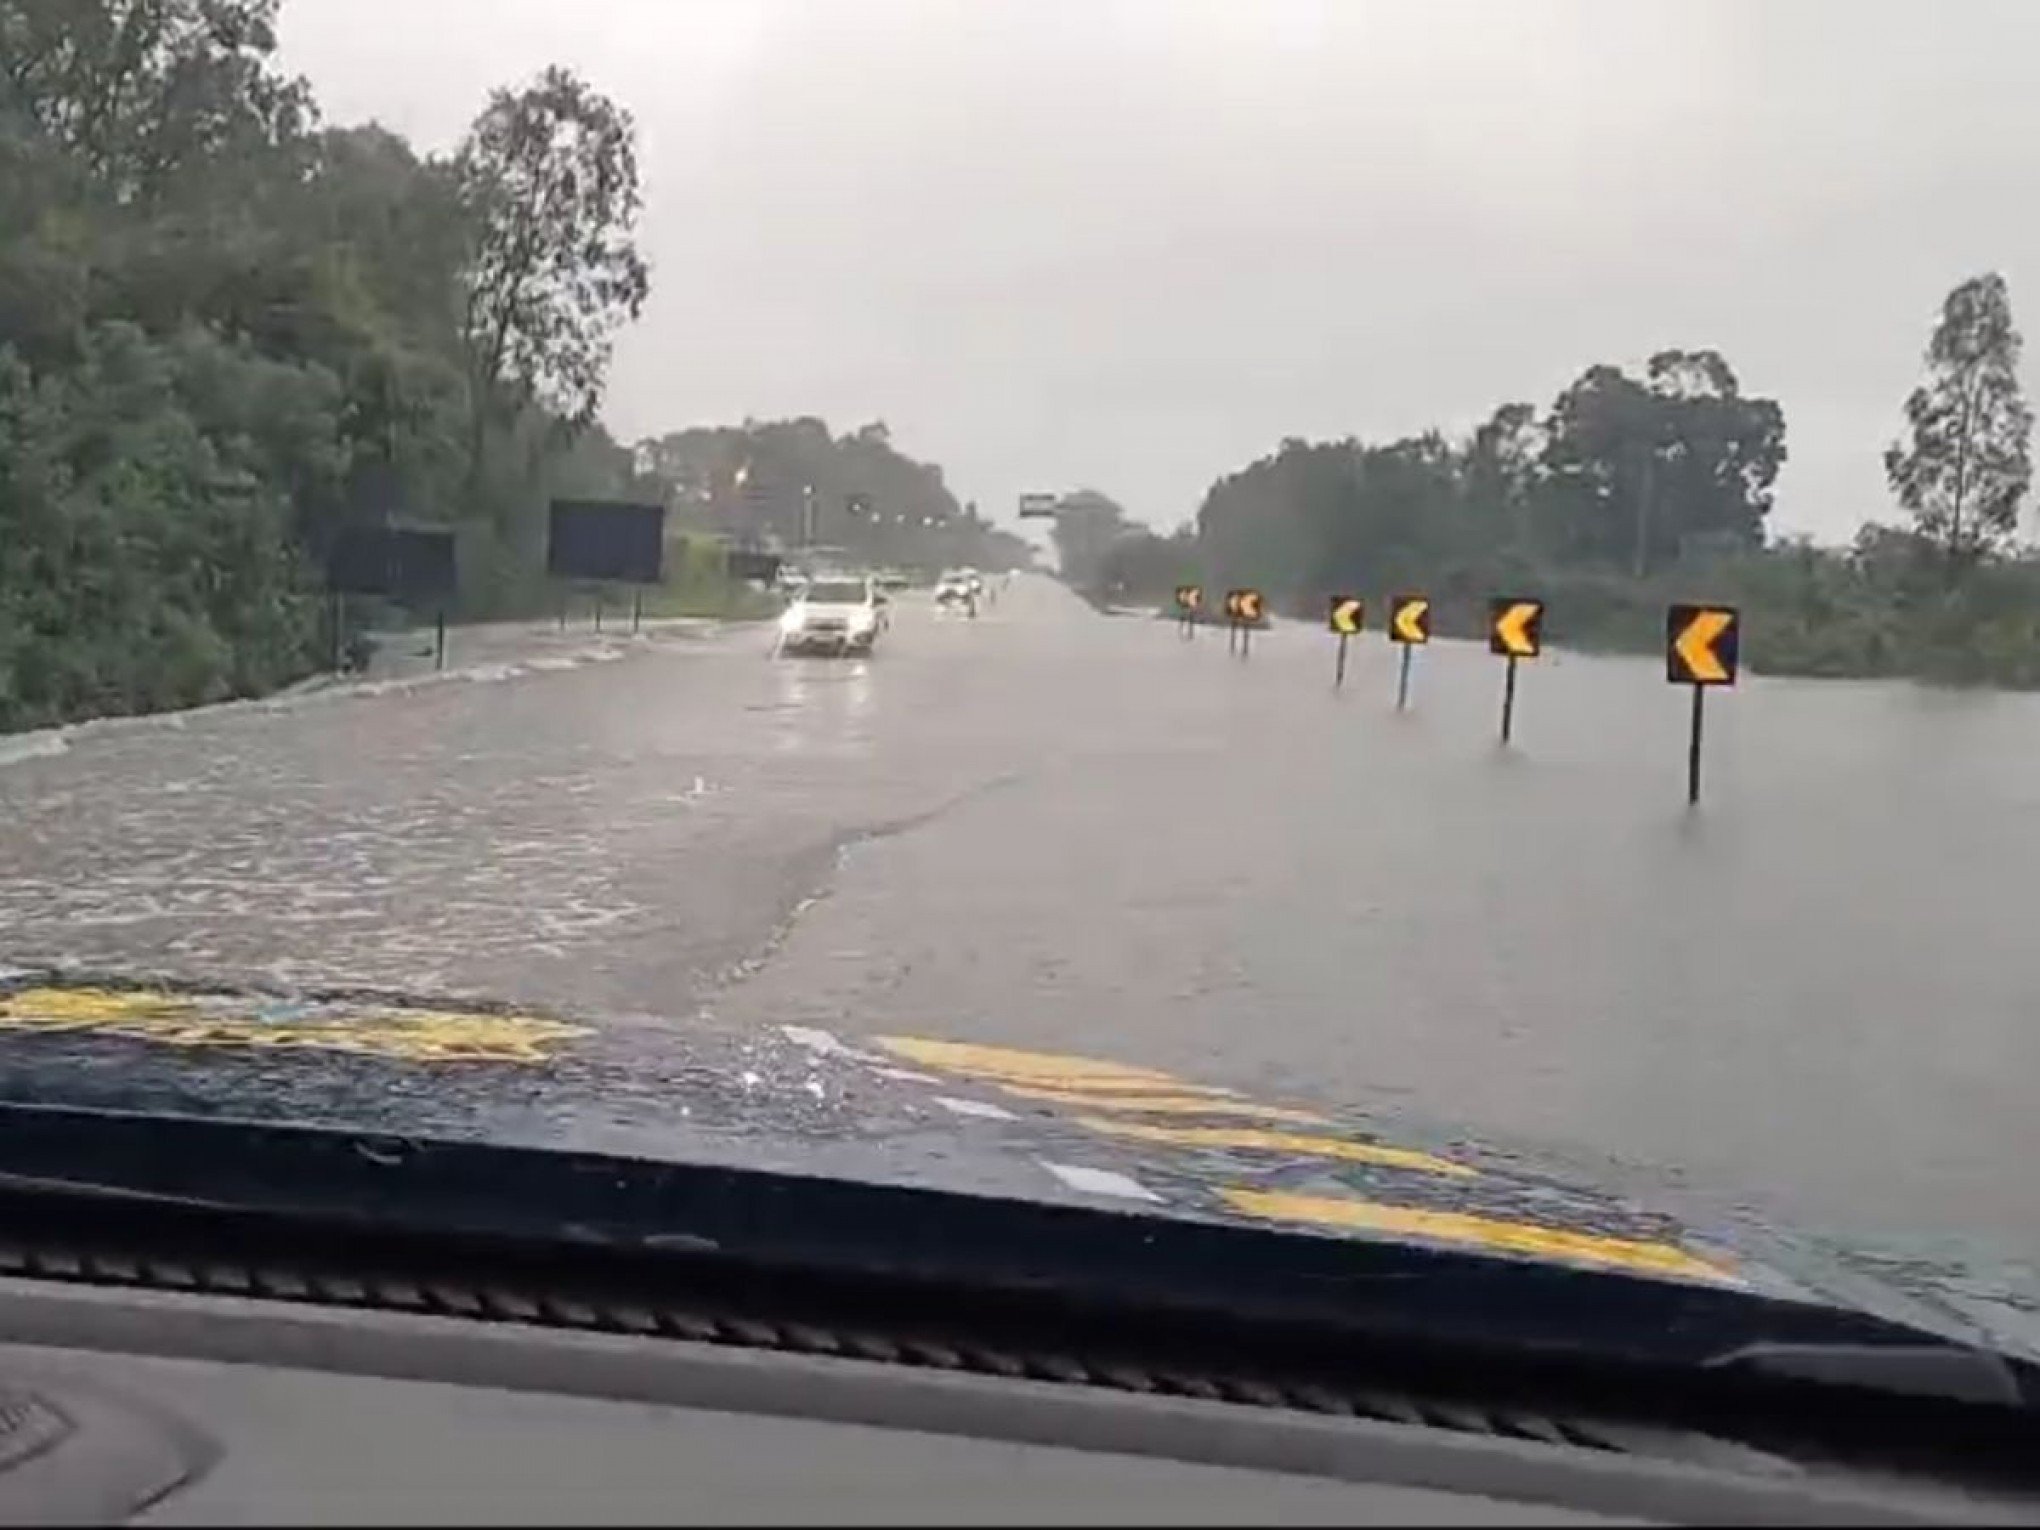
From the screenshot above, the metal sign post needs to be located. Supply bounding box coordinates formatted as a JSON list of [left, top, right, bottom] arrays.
[[1225, 589, 1263, 660], [1687, 684, 1706, 806], [1665, 604, 1740, 807], [1327, 597, 1363, 692], [1388, 595, 1430, 711], [1487, 598, 1544, 745]]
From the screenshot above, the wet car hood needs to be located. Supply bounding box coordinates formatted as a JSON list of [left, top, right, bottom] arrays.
[[0, 966, 2036, 1385]]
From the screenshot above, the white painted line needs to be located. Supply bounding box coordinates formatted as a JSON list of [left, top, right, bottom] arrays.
[[1041, 1162, 1164, 1204], [778, 1025, 880, 1062], [873, 1066, 940, 1084], [935, 1096, 1018, 1121]]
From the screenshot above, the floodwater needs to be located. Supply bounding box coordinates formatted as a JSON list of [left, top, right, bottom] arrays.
[[5, 576, 2040, 1294]]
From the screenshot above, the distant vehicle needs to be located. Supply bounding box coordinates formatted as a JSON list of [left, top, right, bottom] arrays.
[[875, 569, 911, 592], [933, 573, 978, 618], [777, 576, 887, 657]]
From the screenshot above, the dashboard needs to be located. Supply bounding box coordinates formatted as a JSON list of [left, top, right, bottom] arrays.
[[0, 1274, 2014, 1525]]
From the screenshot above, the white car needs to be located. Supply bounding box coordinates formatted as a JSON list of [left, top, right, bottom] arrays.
[[777, 577, 887, 656], [933, 575, 977, 618]]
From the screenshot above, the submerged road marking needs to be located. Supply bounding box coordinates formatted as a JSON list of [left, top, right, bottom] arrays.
[[0, 986, 589, 1065], [1070, 1119, 1474, 1179], [1221, 1188, 1740, 1285], [878, 1037, 1213, 1090], [873, 1066, 942, 1084], [935, 1096, 1020, 1121], [994, 1085, 1332, 1124], [878, 1036, 1242, 1098], [1041, 1162, 1164, 1204], [779, 1025, 884, 1063]]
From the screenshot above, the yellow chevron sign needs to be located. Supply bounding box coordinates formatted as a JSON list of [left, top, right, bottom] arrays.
[[1227, 588, 1265, 623], [1488, 598, 1544, 658], [1328, 596, 1364, 636], [1389, 595, 1430, 645], [1667, 604, 1738, 685], [1174, 584, 1203, 613]]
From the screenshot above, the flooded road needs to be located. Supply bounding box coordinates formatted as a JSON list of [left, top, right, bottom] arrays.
[[4, 575, 2039, 1276]]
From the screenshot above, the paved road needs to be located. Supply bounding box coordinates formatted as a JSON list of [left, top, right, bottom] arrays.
[[5, 577, 2040, 1288]]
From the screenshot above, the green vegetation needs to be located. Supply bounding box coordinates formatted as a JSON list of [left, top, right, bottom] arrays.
[[634, 416, 1034, 579], [0, 0, 647, 728], [1081, 278, 2040, 687], [632, 536, 782, 623], [0, 0, 1021, 734]]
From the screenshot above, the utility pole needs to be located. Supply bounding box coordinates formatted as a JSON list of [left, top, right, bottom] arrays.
[[1633, 445, 1657, 580]]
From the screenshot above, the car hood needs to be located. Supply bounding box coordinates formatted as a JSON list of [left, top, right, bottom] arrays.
[[0, 967, 2036, 1384]]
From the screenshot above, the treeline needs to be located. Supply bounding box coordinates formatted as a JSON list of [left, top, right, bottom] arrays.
[[1083, 274, 2040, 686], [0, 0, 1016, 735], [0, 0, 663, 729], [637, 416, 1034, 575]]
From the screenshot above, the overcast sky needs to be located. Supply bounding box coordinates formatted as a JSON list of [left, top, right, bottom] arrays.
[[278, 0, 2040, 541]]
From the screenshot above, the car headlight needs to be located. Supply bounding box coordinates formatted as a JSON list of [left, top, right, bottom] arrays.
[[850, 611, 876, 634], [780, 609, 807, 634]]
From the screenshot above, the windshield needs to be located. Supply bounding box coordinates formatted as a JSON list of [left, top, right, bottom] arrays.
[[802, 582, 870, 604], [5, 0, 2040, 1353]]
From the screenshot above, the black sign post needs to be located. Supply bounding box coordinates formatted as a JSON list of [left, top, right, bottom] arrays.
[[1328, 597, 1363, 691], [1388, 595, 1431, 712], [548, 500, 667, 633], [1487, 598, 1545, 745], [1666, 604, 1740, 806], [1687, 683, 1705, 805], [1224, 589, 1263, 660], [326, 525, 459, 675]]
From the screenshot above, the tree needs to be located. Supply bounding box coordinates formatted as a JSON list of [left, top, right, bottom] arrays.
[[627, 417, 1032, 572], [1465, 401, 1542, 554], [0, 0, 313, 206], [1538, 352, 1783, 575], [1049, 490, 1133, 589], [1640, 349, 1785, 562], [454, 65, 649, 508], [1885, 273, 2033, 565], [0, 6, 668, 724]]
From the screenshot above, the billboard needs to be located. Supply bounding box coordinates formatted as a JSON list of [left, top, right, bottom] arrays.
[[327, 526, 457, 600], [547, 500, 666, 584]]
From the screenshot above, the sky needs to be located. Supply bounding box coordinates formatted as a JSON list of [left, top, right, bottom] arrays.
[[276, 0, 2040, 542]]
